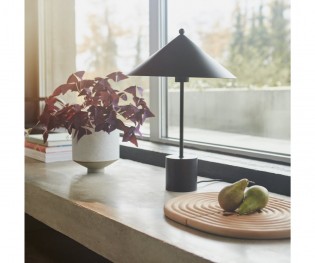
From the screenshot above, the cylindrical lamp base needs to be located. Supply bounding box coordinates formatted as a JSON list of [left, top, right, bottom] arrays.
[[166, 154, 198, 192]]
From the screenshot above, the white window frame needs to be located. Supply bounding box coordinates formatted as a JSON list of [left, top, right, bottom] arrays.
[[148, 0, 168, 142]]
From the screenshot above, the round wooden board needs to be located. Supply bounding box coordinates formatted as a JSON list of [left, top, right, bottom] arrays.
[[164, 192, 290, 239]]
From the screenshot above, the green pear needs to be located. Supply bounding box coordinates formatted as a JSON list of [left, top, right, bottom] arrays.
[[218, 178, 249, 212], [236, 185, 269, 215]]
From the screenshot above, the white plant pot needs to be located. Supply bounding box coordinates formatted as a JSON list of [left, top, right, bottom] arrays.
[[72, 130, 120, 173]]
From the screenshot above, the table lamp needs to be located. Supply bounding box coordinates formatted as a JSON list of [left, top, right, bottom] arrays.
[[128, 29, 235, 192]]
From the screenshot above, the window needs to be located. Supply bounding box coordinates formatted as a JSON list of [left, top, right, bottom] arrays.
[[31, 0, 290, 163], [156, 0, 290, 162], [75, 0, 150, 134]]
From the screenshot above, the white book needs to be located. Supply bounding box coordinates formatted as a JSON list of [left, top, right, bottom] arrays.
[[25, 147, 72, 163], [25, 133, 72, 147]]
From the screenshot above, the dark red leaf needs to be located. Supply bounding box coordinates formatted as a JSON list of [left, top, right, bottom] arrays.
[[43, 130, 48, 143], [75, 71, 85, 80], [95, 123, 109, 132], [76, 127, 92, 141], [79, 79, 94, 91], [78, 87, 92, 97], [88, 105, 107, 127], [114, 118, 128, 132], [93, 78, 111, 92], [124, 86, 136, 97], [143, 108, 155, 119], [72, 104, 82, 112], [99, 91, 111, 107], [118, 104, 140, 124], [47, 116, 57, 131], [106, 71, 128, 82], [125, 85, 143, 97], [134, 98, 150, 109], [133, 96, 140, 106], [129, 134, 138, 146], [122, 127, 138, 146], [52, 83, 77, 96], [67, 71, 85, 84], [69, 111, 90, 131]]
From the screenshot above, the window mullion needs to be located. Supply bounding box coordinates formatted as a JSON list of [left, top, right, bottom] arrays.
[[149, 0, 168, 142]]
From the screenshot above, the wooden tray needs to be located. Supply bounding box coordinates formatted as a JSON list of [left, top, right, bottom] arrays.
[[164, 192, 290, 239]]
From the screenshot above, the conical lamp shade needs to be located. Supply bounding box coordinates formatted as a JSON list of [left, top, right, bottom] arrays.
[[128, 29, 235, 79]]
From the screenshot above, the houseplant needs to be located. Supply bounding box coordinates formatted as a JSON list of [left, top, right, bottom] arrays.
[[34, 71, 154, 171]]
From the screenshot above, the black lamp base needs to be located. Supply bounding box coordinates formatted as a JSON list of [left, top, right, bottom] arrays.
[[165, 154, 198, 192]]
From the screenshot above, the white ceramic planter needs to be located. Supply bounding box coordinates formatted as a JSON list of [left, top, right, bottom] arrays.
[[72, 130, 120, 173]]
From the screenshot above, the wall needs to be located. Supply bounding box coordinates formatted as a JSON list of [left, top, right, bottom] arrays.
[[38, 0, 76, 96], [25, 0, 39, 126], [168, 88, 290, 140], [25, 0, 76, 127]]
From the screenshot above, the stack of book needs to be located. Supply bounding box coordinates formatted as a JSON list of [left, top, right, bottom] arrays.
[[25, 133, 72, 163]]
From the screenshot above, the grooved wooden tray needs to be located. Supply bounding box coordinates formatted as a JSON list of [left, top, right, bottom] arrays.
[[164, 192, 290, 239]]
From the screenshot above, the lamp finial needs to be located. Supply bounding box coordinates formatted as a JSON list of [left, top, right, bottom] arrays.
[[179, 28, 185, 35]]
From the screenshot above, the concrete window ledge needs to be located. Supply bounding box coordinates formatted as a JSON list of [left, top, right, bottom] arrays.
[[25, 157, 290, 263], [120, 140, 290, 196]]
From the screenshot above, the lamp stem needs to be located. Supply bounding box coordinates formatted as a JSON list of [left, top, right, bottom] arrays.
[[179, 81, 184, 158]]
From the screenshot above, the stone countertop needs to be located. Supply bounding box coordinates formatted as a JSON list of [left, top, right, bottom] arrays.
[[25, 157, 290, 263]]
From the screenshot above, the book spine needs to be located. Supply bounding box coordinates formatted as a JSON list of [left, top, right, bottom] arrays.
[[25, 141, 72, 153], [25, 141, 47, 153]]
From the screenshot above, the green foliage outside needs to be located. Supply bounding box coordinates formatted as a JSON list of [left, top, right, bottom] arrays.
[[228, 0, 290, 88], [195, 0, 291, 89], [169, 0, 291, 90], [78, 0, 290, 90]]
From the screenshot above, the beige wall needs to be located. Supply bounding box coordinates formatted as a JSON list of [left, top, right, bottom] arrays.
[[38, 0, 76, 96], [25, 0, 76, 127]]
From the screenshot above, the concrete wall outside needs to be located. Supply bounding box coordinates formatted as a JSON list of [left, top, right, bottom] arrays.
[[168, 87, 290, 140]]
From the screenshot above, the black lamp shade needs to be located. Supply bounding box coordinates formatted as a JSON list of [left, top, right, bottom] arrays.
[[128, 29, 235, 79]]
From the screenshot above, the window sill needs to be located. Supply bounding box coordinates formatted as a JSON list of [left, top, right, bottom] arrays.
[[25, 157, 290, 262], [120, 140, 290, 196]]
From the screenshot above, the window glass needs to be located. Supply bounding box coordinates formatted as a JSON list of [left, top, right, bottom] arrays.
[[167, 0, 290, 156], [75, 0, 150, 134]]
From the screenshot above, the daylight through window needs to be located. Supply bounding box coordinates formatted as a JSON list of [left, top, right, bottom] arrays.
[[166, 0, 290, 159]]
